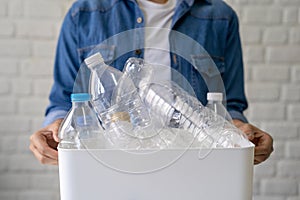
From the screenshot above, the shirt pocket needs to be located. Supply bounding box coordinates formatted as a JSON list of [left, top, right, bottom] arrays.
[[191, 55, 225, 78], [77, 44, 116, 65], [190, 54, 226, 97]]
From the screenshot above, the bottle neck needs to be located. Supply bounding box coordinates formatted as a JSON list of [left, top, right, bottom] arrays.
[[72, 101, 89, 108], [207, 100, 222, 105]]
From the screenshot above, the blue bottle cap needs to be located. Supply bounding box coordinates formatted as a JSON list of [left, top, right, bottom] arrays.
[[71, 93, 91, 102]]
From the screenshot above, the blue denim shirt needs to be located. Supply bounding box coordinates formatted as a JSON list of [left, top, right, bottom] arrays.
[[44, 0, 248, 126]]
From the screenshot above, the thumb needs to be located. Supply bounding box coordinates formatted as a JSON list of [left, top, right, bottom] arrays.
[[48, 119, 63, 143]]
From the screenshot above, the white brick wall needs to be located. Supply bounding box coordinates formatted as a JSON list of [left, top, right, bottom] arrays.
[[0, 0, 299, 199]]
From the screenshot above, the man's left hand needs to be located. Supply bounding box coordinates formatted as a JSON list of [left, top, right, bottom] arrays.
[[233, 120, 274, 165]]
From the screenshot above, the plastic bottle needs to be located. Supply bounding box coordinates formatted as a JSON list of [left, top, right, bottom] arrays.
[[140, 82, 249, 148], [58, 93, 105, 149], [206, 92, 232, 122], [85, 53, 158, 149]]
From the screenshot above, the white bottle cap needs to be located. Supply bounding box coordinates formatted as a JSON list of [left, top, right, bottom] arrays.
[[207, 92, 223, 101], [84, 53, 104, 69]]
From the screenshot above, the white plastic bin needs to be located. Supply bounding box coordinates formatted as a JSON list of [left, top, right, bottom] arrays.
[[58, 143, 254, 200]]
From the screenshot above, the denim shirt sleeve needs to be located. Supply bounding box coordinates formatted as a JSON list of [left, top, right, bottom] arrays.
[[223, 11, 248, 123], [43, 8, 79, 126]]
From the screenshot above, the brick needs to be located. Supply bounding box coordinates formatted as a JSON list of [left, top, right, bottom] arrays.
[[0, 98, 16, 114], [0, 39, 31, 57], [244, 46, 265, 63], [16, 135, 32, 153], [254, 160, 276, 178], [291, 66, 300, 82], [0, 1, 7, 16], [0, 59, 18, 75], [253, 196, 285, 200], [244, 66, 251, 81], [32, 117, 45, 131], [252, 66, 290, 82], [241, 26, 262, 44], [271, 141, 285, 160], [244, 7, 282, 25], [274, 0, 300, 5], [278, 160, 300, 177], [30, 174, 59, 190], [12, 78, 32, 96], [0, 116, 31, 134], [20, 59, 53, 77], [261, 122, 298, 139], [286, 141, 300, 158], [266, 46, 300, 63], [290, 28, 300, 44], [0, 155, 8, 171], [246, 0, 273, 4], [0, 191, 17, 200], [16, 19, 55, 39], [248, 103, 285, 121], [33, 79, 53, 96], [0, 173, 31, 190], [18, 97, 49, 115], [246, 83, 280, 101], [281, 84, 300, 102], [8, 0, 24, 17], [24, 0, 63, 19], [8, 154, 49, 171], [44, 165, 59, 173], [0, 20, 14, 36], [1, 136, 18, 153], [0, 78, 10, 94], [263, 27, 288, 45], [53, 21, 62, 38], [261, 179, 298, 195], [17, 190, 58, 200], [33, 41, 56, 58], [288, 104, 300, 121], [283, 7, 298, 24], [226, 0, 248, 5], [287, 197, 300, 200]]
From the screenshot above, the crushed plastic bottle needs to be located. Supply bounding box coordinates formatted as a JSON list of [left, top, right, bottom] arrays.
[[122, 57, 249, 148], [58, 93, 106, 149]]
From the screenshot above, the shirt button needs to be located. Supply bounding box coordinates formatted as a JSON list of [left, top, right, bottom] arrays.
[[136, 17, 143, 24], [135, 49, 142, 55]]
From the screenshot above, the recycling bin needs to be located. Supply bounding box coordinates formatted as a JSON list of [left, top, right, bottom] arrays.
[[58, 143, 254, 200]]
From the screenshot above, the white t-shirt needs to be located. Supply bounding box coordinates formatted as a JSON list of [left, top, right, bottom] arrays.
[[137, 0, 176, 83]]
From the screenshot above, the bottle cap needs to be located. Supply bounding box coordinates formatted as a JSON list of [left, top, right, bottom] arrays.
[[71, 93, 91, 102], [84, 53, 104, 69], [207, 92, 223, 101]]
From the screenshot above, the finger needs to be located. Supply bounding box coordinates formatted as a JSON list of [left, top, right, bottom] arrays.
[[30, 132, 58, 160], [254, 155, 268, 165], [49, 119, 63, 142], [30, 144, 58, 165]]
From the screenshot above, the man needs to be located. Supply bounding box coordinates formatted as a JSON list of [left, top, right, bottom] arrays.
[[29, 0, 273, 165]]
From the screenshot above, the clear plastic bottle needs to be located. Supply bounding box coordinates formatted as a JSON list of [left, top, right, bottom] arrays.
[[122, 57, 249, 148], [85, 53, 158, 149], [58, 93, 105, 149], [206, 92, 232, 122], [140, 82, 249, 148]]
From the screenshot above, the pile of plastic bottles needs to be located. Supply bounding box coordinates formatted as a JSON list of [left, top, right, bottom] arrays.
[[58, 53, 251, 150]]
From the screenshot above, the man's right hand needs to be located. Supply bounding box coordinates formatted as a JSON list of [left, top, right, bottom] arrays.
[[29, 119, 63, 165]]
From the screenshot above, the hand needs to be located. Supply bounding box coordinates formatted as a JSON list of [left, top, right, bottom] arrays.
[[29, 119, 63, 165], [233, 120, 274, 165]]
